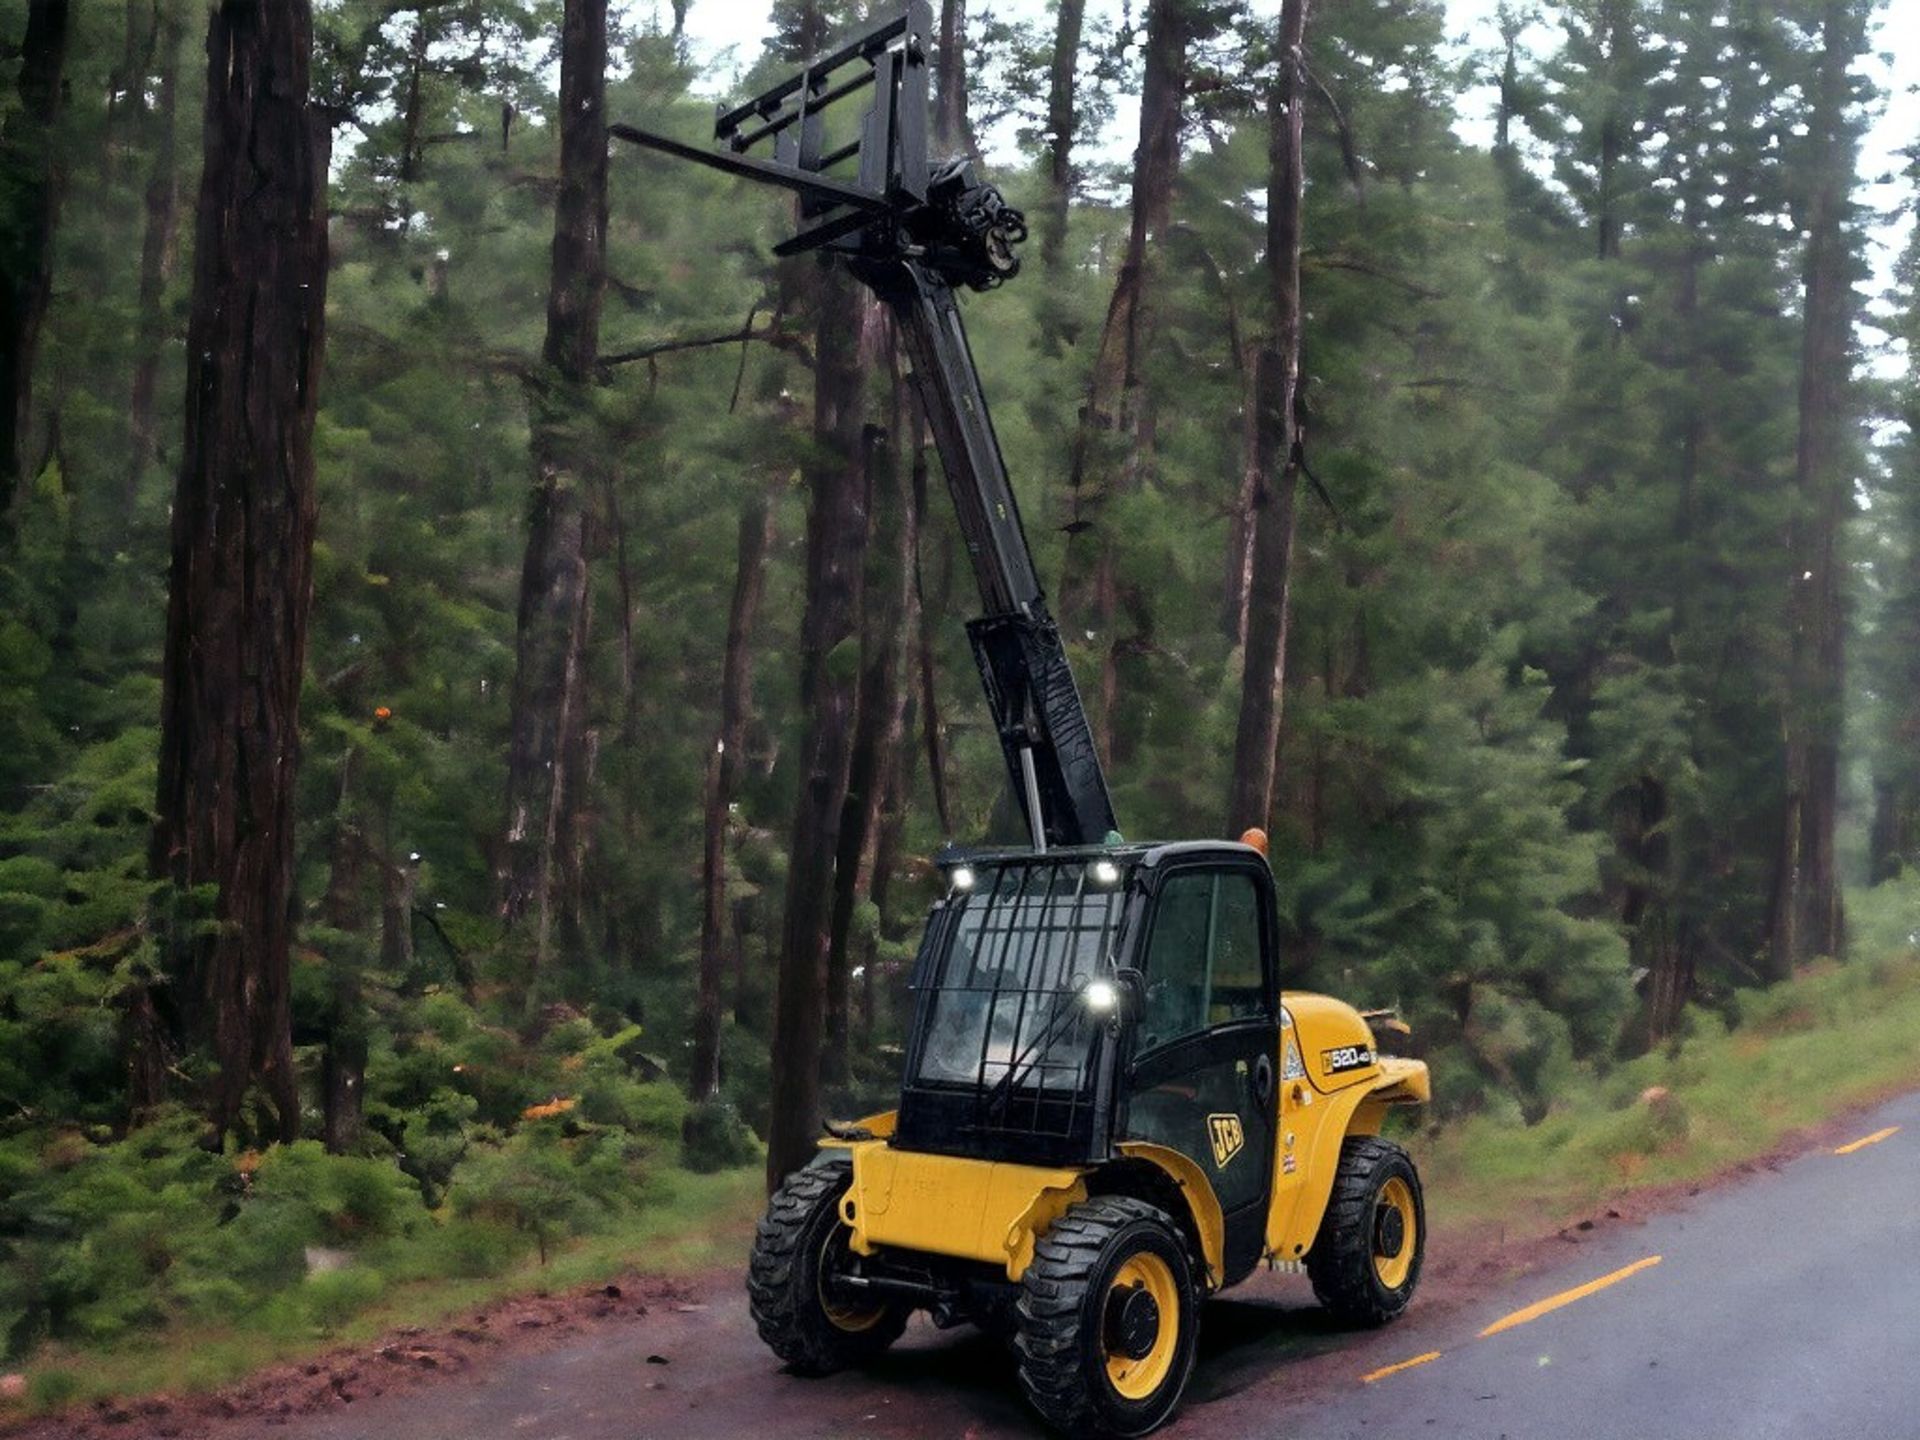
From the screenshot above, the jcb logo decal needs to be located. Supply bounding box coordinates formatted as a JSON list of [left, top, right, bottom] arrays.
[[1208, 1113, 1245, 1168]]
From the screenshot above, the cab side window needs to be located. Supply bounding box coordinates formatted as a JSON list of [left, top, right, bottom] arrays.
[[1139, 869, 1269, 1053], [1140, 874, 1211, 1050], [1208, 872, 1265, 1025]]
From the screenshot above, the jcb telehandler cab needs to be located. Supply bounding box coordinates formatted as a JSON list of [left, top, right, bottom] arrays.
[[616, 9, 1431, 1433]]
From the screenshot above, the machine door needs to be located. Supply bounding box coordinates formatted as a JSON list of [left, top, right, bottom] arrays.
[[1121, 862, 1279, 1283]]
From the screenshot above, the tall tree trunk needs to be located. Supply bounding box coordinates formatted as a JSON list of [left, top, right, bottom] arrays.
[[149, 0, 329, 1145], [1619, 772, 1684, 1044], [825, 355, 913, 1085], [1062, 0, 1187, 762], [1868, 778, 1907, 884], [910, 415, 953, 835], [864, 671, 917, 1042], [1634, 236, 1707, 1040], [933, 0, 978, 160], [126, 4, 183, 514], [1040, 0, 1086, 273], [1768, 1, 1856, 978], [399, 17, 429, 185], [1226, 0, 1311, 836], [318, 750, 369, 1153], [1592, 0, 1637, 262], [1222, 339, 1261, 645], [868, 425, 925, 939], [500, 0, 608, 982], [690, 490, 774, 1101], [0, 0, 71, 531], [1492, 6, 1524, 185], [766, 277, 875, 1190], [105, 0, 148, 148]]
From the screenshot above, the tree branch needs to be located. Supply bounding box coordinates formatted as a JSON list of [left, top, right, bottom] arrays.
[[600, 319, 810, 372], [1305, 63, 1366, 199], [1304, 251, 1442, 300]]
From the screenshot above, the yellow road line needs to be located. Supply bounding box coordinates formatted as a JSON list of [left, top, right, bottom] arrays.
[[1361, 1351, 1441, 1384], [1834, 1125, 1899, 1156], [1478, 1256, 1663, 1339]]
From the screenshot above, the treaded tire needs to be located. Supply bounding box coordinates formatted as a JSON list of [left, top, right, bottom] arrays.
[[1014, 1195, 1200, 1438], [1306, 1136, 1425, 1327], [747, 1157, 909, 1376]]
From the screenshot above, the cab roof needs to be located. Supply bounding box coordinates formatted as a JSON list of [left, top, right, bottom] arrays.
[[934, 839, 1268, 872]]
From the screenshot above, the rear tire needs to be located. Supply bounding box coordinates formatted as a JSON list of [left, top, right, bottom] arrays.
[[1014, 1196, 1199, 1438], [747, 1157, 910, 1376], [1306, 1136, 1424, 1327]]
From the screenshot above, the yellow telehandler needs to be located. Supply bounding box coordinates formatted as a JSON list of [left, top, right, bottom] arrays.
[[750, 843, 1429, 1436], [614, 6, 1430, 1433]]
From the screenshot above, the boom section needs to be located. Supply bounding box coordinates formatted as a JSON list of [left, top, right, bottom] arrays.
[[611, 1, 1116, 849]]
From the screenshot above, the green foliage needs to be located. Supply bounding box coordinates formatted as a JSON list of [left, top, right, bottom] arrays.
[[1425, 938, 1920, 1229], [27, 1370, 79, 1411], [0, 1016, 712, 1363], [290, 1267, 388, 1337], [248, 1143, 424, 1246], [0, 1116, 435, 1358], [1844, 873, 1920, 964], [680, 1098, 762, 1174], [449, 1113, 657, 1265]]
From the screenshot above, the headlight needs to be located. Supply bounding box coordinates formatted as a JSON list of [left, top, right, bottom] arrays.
[[1083, 979, 1118, 1013], [950, 864, 977, 893], [1090, 859, 1120, 886]]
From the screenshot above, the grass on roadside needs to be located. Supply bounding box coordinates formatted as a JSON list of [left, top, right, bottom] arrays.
[[11, 1165, 763, 1415], [1424, 936, 1920, 1233]]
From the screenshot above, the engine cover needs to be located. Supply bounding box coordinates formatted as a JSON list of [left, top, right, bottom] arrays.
[[1283, 991, 1385, 1094]]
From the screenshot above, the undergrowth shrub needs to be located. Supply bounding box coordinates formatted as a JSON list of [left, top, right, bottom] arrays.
[[681, 1099, 760, 1174], [0, 969, 757, 1369]]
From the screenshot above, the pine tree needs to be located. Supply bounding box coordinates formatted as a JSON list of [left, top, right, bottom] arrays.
[[0, 0, 71, 530], [500, 0, 609, 980], [1864, 140, 1920, 883], [149, 0, 330, 1144], [1226, 0, 1311, 837], [1766, 0, 1871, 975], [764, 0, 880, 1188]]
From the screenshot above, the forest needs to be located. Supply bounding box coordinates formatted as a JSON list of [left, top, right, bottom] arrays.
[[0, 0, 1914, 1378]]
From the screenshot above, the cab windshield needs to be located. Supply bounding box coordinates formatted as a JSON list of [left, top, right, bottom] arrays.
[[914, 860, 1124, 1095]]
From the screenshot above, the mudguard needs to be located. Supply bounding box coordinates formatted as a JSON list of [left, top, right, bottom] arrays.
[[1266, 996, 1429, 1261]]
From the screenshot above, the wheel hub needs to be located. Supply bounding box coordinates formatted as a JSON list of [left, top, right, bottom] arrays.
[[1104, 1282, 1161, 1361], [1375, 1203, 1406, 1259]]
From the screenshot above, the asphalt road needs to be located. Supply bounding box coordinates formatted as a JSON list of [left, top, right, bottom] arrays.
[[1250, 1086, 1920, 1440], [257, 1088, 1919, 1440]]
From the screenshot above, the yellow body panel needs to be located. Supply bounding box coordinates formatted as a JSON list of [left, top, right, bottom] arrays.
[[1286, 991, 1385, 1093], [835, 1142, 1086, 1281], [1264, 994, 1429, 1261]]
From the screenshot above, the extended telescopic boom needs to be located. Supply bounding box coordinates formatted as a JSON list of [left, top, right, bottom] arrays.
[[612, 0, 1116, 850]]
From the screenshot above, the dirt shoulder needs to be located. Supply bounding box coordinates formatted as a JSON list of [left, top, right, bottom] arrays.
[[0, 1272, 727, 1440]]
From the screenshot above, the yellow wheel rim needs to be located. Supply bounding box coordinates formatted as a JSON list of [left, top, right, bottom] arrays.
[[1373, 1177, 1418, 1290], [1103, 1252, 1181, 1401], [817, 1225, 888, 1333]]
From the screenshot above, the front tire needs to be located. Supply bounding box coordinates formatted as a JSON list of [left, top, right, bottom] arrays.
[[747, 1157, 910, 1376], [1306, 1136, 1425, 1327], [1014, 1196, 1200, 1438]]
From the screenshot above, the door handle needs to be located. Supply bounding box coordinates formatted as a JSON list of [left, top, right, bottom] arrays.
[[1251, 1052, 1274, 1108]]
